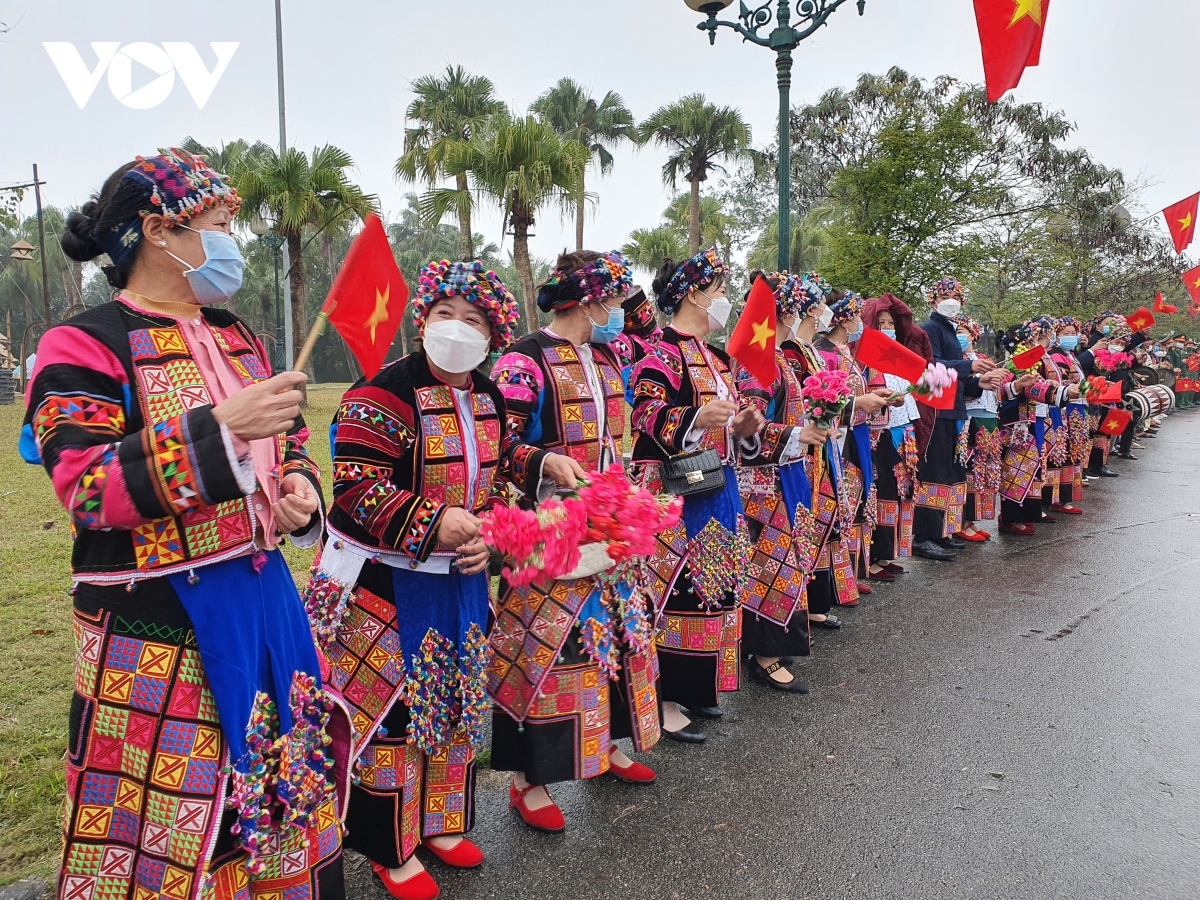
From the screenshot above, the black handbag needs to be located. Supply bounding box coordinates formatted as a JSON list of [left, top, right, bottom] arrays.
[[658, 447, 726, 499]]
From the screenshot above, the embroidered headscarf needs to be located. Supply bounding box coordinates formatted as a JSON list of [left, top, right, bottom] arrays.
[[656, 247, 729, 315], [1056, 315, 1083, 333], [925, 276, 966, 306], [537, 250, 634, 312], [827, 290, 864, 326], [91, 148, 241, 276], [956, 315, 983, 341], [622, 286, 657, 336], [414, 260, 520, 351]]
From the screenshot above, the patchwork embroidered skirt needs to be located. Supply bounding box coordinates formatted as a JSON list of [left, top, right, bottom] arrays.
[[964, 416, 1001, 523], [739, 481, 811, 660], [872, 427, 916, 561], [913, 418, 968, 543], [62, 576, 345, 900]]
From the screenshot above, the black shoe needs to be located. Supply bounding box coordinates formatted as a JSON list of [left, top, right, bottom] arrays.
[[1116, 452, 1137, 460], [748, 659, 810, 694], [663, 720, 706, 743], [937, 535, 967, 550], [684, 705, 723, 720], [778, 657, 796, 666], [1089, 466, 1120, 477], [810, 614, 842, 630], [914, 540, 957, 561]]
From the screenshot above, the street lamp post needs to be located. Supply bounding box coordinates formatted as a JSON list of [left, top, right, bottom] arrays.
[[683, 0, 866, 272], [251, 218, 288, 372]]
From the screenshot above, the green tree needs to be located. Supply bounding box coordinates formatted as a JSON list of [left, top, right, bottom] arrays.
[[531, 77, 635, 250], [438, 113, 587, 327], [179, 136, 272, 177], [621, 225, 687, 275], [638, 95, 751, 255], [232, 145, 377, 374], [395, 65, 505, 261]]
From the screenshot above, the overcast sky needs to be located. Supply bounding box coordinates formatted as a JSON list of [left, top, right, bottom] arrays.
[[2, 0, 1197, 275]]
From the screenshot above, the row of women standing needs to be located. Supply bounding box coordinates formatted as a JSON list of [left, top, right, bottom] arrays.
[[27, 151, 1142, 900]]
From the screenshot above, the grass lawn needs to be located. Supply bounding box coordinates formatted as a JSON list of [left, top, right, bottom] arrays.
[[0, 384, 348, 884]]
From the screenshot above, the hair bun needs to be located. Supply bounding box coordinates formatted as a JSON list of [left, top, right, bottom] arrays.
[[61, 208, 105, 262], [651, 258, 678, 301]]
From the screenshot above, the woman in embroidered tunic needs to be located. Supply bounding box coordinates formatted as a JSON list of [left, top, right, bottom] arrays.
[[997, 319, 1081, 536], [860, 296, 923, 578], [25, 150, 348, 900], [814, 291, 893, 601], [306, 261, 519, 900], [612, 285, 663, 378], [954, 316, 1002, 543], [628, 249, 766, 742], [488, 250, 661, 833], [735, 273, 831, 692], [1046, 317, 1089, 516]]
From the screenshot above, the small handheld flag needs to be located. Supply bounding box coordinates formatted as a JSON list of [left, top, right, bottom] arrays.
[[1124, 307, 1155, 333], [1098, 407, 1132, 436], [1152, 293, 1179, 315], [727, 276, 778, 390], [1163, 193, 1200, 254], [1183, 265, 1200, 305]]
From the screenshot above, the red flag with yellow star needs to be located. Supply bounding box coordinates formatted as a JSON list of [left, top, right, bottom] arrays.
[[973, 0, 1052, 103], [323, 214, 408, 378], [1125, 307, 1156, 332], [1152, 292, 1178, 315], [1162, 193, 1199, 254], [727, 275, 778, 390], [1183, 265, 1200, 305], [1098, 407, 1132, 436]]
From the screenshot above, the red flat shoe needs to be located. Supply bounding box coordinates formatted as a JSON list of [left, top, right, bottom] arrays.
[[607, 748, 656, 784], [999, 522, 1035, 536], [424, 837, 484, 869], [973, 529, 992, 540], [372, 861, 440, 900], [883, 563, 906, 574], [867, 568, 895, 582], [1051, 504, 1083, 516], [855, 583, 872, 596], [509, 780, 566, 833], [954, 531, 988, 543]]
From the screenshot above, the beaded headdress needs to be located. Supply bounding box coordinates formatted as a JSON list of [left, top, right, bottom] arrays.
[[926, 276, 966, 305], [414, 260, 520, 351], [657, 247, 729, 314], [956, 315, 983, 341], [828, 290, 864, 326], [537, 250, 634, 312]]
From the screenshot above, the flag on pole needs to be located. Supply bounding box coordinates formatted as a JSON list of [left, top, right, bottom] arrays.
[[973, 0, 1052, 103], [322, 214, 409, 379], [854, 328, 953, 410], [726, 275, 778, 390], [1152, 292, 1179, 315], [1098, 407, 1132, 436], [1124, 307, 1156, 332], [1011, 344, 1045, 371], [1162, 193, 1199, 254], [1183, 265, 1200, 305]]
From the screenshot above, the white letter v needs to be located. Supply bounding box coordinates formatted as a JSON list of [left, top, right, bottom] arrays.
[[43, 42, 121, 109], [163, 42, 239, 110]]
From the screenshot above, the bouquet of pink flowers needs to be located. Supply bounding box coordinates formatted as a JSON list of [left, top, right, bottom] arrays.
[[479, 499, 588, 587], [801, 370, 853, 430], [577, 466, 683, 563], [1092, 347, 1134, 374], [911, 362, 958, 400]]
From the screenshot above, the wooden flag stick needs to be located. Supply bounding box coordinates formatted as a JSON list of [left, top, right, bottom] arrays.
[[292, 310, 330, 374]]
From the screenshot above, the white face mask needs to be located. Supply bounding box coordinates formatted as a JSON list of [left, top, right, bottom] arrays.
[[423, 319, 489, 374], [817, 306, 835, 332], [936, 299, 962, 318], [698, 290, 732, 329], [1109, 343, 1125, 353]]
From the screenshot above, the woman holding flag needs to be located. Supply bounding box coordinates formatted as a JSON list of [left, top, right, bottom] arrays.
[[954, 315, 1002, 541], [310, 260, 519, 900], [487, 250, 662, 833], [628, 248, 765, 741], [733, 272, 831, 692], [1047, 317, 1090, 515]]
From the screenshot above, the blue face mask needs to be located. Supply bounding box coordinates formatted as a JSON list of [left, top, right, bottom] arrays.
[[881, 329, 896, 340], [1058, 335, 1079, 351], [166, 225, 245, 305], [589, 303, 624, 345], [957, 334, 971, 351]]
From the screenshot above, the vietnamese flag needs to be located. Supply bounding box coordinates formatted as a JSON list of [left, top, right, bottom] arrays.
[[1096, 380, 1124, 404], [1183, 265, 1200, 304], [1152, 292, 1179, 315], [1162, 193, 1199, 254], [727, 275, 778, 390], [1125, 307, 1156, 332], [854, 328, 954, 410], [323, 214, 409, 379], [973, 0, 1051, 103], [1011, 344, 1045, 370], [1098, 407, 1132, 436]]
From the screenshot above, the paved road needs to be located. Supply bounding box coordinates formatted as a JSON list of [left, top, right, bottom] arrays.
[[348, 412, 1200, 900]]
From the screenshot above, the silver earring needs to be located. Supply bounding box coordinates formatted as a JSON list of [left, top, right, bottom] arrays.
[[158, 240, 167, 247]]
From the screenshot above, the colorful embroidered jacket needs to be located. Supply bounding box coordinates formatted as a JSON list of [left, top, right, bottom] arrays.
[[327, 350, 508, 561], [735, 351, 806, 466], [492, 331, 625, 495], [997, 367, 1072, 426], [21, 300, 320, 583], [629, 326, 739, 464], [815, 338, 873, 428]]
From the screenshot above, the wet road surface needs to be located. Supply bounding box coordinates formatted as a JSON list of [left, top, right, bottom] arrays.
[[348, 412, 1200, 900]]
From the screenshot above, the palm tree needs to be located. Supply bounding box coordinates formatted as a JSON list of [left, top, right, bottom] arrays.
[[232, 145, 377, 373], [179, 136, 272, 178], [621, 225, 687, 276], [530, 78, 635, 250], [638, 95, 751, 255], [747, 204, 835, 274], [663, 194, 736, 262], [437, 113, 587, 328], [395, 65, 505, 262]]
